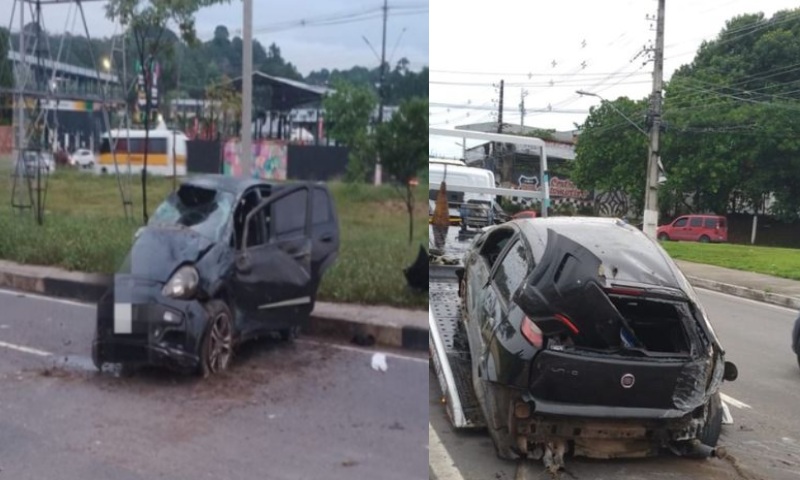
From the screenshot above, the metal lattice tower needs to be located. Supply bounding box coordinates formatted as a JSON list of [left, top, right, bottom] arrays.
[[3, 0, 134, 224]]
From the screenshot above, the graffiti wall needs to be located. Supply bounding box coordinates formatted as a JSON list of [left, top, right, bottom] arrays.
[[223, 139, 288, 180], [504, 174, 635, 218], [0, 126, 13, 155]]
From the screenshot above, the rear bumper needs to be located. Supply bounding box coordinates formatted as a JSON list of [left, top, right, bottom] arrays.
[[501, 387, 712, 459], [94, 277, 209, 371]]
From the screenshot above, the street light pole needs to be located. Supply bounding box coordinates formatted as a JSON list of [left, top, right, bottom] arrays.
[[576, 90, 647, 136]]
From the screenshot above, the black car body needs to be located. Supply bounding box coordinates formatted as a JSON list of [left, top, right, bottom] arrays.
[[92, 175, 340, 375], [458, 217, 737, 461]]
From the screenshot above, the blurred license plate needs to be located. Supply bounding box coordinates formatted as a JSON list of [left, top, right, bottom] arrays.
[[114, 303, 132, 334]]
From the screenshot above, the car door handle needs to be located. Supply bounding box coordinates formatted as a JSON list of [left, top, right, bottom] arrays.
[[320, 234, 334, 243]]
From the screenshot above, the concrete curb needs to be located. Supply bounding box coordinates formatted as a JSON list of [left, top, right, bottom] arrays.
[[0, 261, 428, 352], [686, 275, 800, 310]]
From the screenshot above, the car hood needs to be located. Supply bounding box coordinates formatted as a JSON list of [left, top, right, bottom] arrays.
[[125, 226, 216, 282]]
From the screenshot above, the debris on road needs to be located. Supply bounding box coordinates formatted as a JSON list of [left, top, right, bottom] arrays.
[[371, 353, 387, 372]]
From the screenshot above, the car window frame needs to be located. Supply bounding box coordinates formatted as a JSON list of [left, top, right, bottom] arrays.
[[488, 234, 532, 310], [271, 187, 310, 241], [689, 217, 703, 227], [673, 217, 688, 228]]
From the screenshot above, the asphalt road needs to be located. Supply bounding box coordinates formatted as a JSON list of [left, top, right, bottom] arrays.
[[430, 288, 800, 480], [0, 289, 428, 480]]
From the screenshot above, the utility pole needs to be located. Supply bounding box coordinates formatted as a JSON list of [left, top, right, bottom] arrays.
[[496, 79, 504, 133], [643, 0, 665, 239], [374, 0, 388, 186], [519, 88, 528, 126], [241, 0, 253, 177]]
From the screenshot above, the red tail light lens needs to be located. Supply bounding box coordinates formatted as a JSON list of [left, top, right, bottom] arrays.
[[521, 316, 543, 348], [607, 286, 644, 297]]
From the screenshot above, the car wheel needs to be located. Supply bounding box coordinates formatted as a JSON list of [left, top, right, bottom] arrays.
[[657, 232, 669, 241], [91, 330, 102, 372], [699, 235, 710, 243], [279, 325, 301, 342], [199, 299, 234, 377], [797, 353, 800, 370], [697, 392, 723, 447]]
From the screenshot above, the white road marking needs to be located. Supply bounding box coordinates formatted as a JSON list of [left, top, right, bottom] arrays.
[[0, 340, 52, 357], [721, 392, 752, 409], [429, 423, 464, 480], [297, 338, 428, 364], [0, 288, 94, 309], [695, 287, 799, 314]]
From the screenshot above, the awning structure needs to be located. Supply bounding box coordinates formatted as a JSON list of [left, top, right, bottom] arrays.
[[231, 72, 334, 111]]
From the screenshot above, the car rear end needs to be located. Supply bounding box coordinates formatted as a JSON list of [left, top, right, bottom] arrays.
[[504, 221, 732, 460], [709, 216, 728, 242]]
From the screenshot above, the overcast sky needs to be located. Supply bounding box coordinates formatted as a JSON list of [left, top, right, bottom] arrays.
[[1, 0, 428, 75], [430, 0, 800, 158]]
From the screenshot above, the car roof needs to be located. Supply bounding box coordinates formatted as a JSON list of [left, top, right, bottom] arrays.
[[516, 217, 685, 290]]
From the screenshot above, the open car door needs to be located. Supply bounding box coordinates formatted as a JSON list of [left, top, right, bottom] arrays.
[[235, 184, 314, 332]]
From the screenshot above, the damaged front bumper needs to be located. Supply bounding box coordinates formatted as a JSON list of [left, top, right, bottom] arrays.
[[93, 275, 209, 372]]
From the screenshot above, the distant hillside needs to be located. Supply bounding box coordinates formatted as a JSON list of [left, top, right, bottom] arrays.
[[1, 24, 427, 106]]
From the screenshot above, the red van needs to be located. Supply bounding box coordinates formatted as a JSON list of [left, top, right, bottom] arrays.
[[657, 215, 728, 243]]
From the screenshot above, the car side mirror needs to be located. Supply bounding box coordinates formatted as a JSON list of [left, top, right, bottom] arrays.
[[235, 252, 252, 274], [723, 361, 738, 382]]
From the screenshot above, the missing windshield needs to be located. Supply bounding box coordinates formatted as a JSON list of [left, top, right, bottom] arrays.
[[150, 185, 234, 240]]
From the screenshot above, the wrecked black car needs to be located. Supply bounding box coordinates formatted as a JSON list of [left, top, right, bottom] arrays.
[[92, 175, 340, 376], [458, 217, 737, 466]]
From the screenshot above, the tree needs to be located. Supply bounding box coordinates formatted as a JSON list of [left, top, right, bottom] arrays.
[[105, 0, 229, 224], [378, 97, 428, 243], [571, 8, 800, 221], [661, 8, 800, 219], [571, 96, 650, 215], [0, 28, 11, 126], [322, 80, 377, 182]]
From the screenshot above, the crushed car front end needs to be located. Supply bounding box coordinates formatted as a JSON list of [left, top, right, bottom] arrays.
[[93, 267, 212, 373], [92, 182, 236, 373]]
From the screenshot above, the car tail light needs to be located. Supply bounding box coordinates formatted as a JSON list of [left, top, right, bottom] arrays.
[[521, 316, 543, 348], [607, 286, 644, 297], [553, 313, 580, 335]]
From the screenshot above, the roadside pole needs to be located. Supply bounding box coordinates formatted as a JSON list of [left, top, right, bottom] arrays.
[[643, 0, 665, 239], [241, 0, 253, 177]]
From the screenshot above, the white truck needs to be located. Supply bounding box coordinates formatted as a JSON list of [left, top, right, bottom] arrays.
[[429, 160, 498, 230]]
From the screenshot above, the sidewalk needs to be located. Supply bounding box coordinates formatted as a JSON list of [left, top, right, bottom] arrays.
[[676, 260, 800, 310], [0, 259, 427, 351]]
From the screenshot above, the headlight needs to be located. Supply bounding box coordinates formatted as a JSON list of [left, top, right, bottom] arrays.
[[162, 265, 199, 299]]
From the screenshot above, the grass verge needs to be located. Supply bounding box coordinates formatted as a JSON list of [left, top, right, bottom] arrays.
[[0, 168, 428, 309], [660, 241, 800, 281]]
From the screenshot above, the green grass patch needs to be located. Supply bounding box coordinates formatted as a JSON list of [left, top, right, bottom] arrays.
[[660, 241, 800, 281], [0, 168, 428, 309]]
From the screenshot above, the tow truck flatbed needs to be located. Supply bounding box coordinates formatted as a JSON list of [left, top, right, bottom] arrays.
[[429, 225, 486, 429]]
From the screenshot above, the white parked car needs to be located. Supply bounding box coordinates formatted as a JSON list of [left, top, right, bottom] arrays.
[[69, 149, 96, 168]]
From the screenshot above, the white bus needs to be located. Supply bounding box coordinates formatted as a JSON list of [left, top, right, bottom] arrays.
[[98, 127, 188, 176]]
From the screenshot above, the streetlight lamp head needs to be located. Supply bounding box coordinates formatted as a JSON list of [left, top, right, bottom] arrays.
[[576, 90, 597, 97], [102, 57, 111, 70]]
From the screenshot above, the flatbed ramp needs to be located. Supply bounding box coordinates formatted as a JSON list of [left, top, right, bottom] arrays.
[[429, 225, 487, 429]]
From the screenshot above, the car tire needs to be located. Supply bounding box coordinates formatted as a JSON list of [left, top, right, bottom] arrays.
[[697, 392, 723, 447], [699, 235, 710, 243], [199, 299, 235, 377], [658, 232, 669, 241], [279, 325, 301, 342], [91, 330, 102, 372], [796, 353, 800, 370]]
